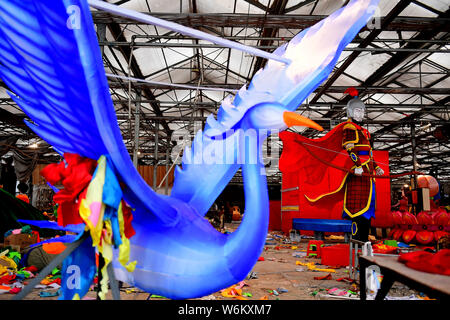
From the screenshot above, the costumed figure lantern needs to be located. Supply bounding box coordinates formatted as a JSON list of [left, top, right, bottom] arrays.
[[280, 87, 387, 242], [341, 89, 384, 241]]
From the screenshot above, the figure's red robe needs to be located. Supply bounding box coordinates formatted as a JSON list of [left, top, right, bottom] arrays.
[[280, 122, 350, 205]]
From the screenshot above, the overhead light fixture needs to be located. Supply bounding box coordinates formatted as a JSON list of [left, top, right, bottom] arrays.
[[419, 123, 431, 132]]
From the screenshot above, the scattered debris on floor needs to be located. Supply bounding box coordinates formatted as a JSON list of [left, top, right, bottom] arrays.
[[0, 224, 440, 300]]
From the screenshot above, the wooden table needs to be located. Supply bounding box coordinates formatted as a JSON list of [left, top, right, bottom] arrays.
[[359, 255, 450, 300]]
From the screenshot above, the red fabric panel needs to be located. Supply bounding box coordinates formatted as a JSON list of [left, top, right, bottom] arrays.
[[279, 130, 392, 231], [281, 211, 294, 235], [279, 125, 350, 202], [279, 127, 348, 233], [41, 153, 97, 226], [281, 170, 298, 190], [371, 150, 392, 227], [398, 249, 450, 275], [122, 200, 136, 239], [269, 200, 281, 231]]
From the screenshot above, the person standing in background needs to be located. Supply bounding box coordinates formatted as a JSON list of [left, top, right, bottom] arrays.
[[16, 181, 30, 203], [0, 157, 17, 196]]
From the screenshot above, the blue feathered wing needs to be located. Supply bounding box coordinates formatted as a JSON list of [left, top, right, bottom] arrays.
[[0, 0, 178, 224]]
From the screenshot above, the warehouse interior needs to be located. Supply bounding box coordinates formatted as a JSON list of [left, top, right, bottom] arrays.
[[0, 0, 449, 303], [1, 0, 449, 191]]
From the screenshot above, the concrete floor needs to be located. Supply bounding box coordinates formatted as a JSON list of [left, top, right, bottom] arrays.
[[1, 222, 422, 301]]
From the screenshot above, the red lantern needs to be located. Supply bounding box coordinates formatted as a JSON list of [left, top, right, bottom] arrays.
[[388, 211, 404, 241], [417, 175, 439, 197], [402, 212, 418, 243], [416, 211, 434, 244], [433, 209, 449, 241]]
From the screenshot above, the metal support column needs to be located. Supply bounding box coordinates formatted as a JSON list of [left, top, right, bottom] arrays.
[[165, 138, 170, 195], [411, 123, 418, 214], [411, 124, 418, 188], [153, 121, 159, 190], [133, 90, 141, 168], [97, 23, 106, 55]]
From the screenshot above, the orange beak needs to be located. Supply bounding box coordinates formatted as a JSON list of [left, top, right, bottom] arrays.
[[283, 111, 323, 131]]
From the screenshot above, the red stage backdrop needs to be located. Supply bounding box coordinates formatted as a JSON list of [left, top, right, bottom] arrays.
[[279, 130, 392, 235], [269, 200, 282, 231]]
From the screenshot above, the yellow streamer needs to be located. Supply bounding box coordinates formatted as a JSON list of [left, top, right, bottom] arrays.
[[295, 261, 336, 273], [76, 155, 137, 299]]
